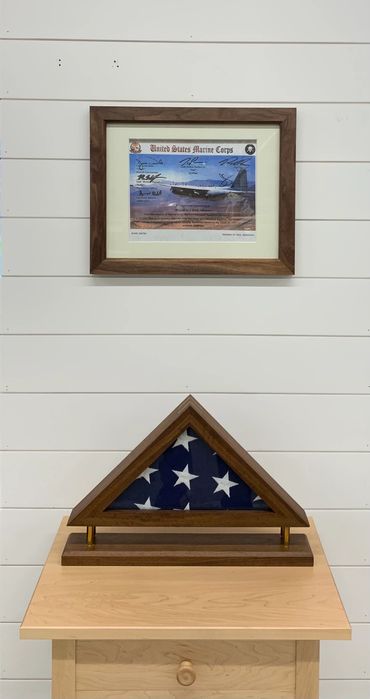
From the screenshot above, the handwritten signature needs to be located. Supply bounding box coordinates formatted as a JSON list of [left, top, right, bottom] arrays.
[[179, 156, 205, 169], [137, 173, 165, 183], [139, 189, 162, 196], [219, 173, 233, 186], [137, 159, 163, 171], [218, 157, 250, 168]]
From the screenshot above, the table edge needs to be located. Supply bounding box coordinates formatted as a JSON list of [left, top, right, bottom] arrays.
[[20, 626, 352, 641]]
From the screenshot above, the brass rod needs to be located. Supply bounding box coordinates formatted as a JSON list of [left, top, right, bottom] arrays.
[[281, 526, 290, 547], [87, 525, 96, 546]]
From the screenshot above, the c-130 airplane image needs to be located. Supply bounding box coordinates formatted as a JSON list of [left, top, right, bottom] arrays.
[[170, 167, 248, 199]]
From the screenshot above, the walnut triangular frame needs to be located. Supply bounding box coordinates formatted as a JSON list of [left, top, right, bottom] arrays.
[[63, 396, 313, 566], [68, 395, 309, 528]]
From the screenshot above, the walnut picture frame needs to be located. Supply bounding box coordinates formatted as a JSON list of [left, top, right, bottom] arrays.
[[90, 107, 296, 275]]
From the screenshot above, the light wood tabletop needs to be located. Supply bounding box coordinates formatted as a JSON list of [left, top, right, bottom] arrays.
[[20, 517, 350, 642]]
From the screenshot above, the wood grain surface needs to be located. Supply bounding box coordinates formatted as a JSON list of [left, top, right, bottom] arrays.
[[20, 516, 350, 641], [52, 640, 75, 699], [75, 639, 295, 695], [296, 641, 320, 698], [61, 531, 313, 567]]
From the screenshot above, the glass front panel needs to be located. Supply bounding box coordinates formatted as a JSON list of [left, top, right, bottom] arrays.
[[107, 429, 270, 512]]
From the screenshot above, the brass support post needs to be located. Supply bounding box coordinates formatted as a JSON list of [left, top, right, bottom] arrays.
[[281, 525, 290, 547], [87, 525, 96, 546]]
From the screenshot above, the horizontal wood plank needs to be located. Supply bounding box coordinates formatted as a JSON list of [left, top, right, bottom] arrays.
[[2, 160, 89, 218], [0, 680, 51, 699], [294, 221, 370, 278], [0, 623, 51, 679], [2, 219, 89, 276], [0, 453, 117, 509], [0, 510, 70, 565], [3, 159, 370, 220], [296, 163, 370, 220], [3, 219, 370, 278], [2, 394, 370, 451], [3, 102, 370, 162], [306, 510, 370, 566], [0, 566, 42, 622], [2, 42, 370, 101], [321, 624, 370, 679], [4, 278, 370, 335], [3, 336, 370, 394], [320, 680, 370, 698], [1, 509, 368, 566], [253, 453, 370, 510], [2, 0, 370, 42], [331, 568, 370, 624], [2, 452, 369, 509]]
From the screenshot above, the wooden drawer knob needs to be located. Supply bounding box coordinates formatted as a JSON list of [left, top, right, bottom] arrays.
[[177, 660, 196, 686]]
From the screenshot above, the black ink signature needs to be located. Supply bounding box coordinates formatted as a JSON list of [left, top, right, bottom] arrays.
[[137, 173, 165, 183], [219, 172, 233, 187], [137, 158, 163, 171], [179, 156, 205, 169], [218, 157, 250, 168], [138, 189, 161, 196]]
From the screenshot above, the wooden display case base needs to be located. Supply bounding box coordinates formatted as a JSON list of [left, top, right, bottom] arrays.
[[61, 531, 314, 566]]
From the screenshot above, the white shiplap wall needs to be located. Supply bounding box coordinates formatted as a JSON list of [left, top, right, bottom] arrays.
[[1, 2, 370, 698]]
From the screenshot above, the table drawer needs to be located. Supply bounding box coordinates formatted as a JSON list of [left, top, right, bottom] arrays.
[[76, 639, 296, 698]]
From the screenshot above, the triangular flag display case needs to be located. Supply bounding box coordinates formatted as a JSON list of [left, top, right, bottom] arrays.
[[62, 396, 313, 566]]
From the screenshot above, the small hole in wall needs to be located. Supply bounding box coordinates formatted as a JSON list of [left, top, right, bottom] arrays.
[[113, 59, 120, 68], [58, 58, 62, 67]]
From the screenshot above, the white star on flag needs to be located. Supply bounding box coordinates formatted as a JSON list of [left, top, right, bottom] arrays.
[[172, 464, 199, 490], [173, 430, 197, 451], [140, 467, 158, 483], [134, 497, 159, 510], [212, 471, 238, 497]]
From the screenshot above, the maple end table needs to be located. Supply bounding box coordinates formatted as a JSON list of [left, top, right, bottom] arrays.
[[20, 517, 350, 699]]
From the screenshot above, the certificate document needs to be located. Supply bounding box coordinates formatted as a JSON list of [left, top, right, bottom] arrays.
[[128, 139, 256, 243]]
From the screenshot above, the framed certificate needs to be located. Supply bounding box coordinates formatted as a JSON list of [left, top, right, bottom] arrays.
[[90, 107, 296, 275]]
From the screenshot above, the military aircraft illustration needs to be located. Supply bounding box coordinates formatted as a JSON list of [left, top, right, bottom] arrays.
[[170, 167, 248, 199]]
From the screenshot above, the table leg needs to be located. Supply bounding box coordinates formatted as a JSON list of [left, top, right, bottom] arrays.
[[296, 641, 320, 699], [52, 640, 76, 699]]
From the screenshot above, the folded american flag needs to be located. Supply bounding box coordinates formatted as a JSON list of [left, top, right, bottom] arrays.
[[108, 428, 269, 512]]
